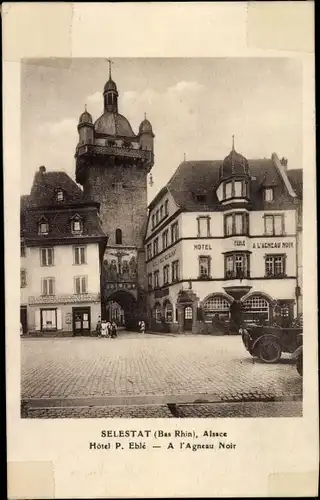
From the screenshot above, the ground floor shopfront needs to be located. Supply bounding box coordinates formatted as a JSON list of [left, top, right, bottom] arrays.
[[22, 294, 101, 336], [146, 278, 299, 334]]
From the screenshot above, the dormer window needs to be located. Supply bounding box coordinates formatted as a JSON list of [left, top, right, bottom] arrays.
[[71, 214, 83, 234], [38, 217, 49, 235], [56, 189, 64, 202], [264, 187, 274, 202], [218, 179, 249, 202]]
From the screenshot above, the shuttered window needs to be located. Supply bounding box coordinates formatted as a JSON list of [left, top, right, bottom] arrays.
[[74, 276, 87, 294]]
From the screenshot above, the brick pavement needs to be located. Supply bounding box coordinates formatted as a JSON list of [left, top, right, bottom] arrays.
[[21, 333, 302, 403]]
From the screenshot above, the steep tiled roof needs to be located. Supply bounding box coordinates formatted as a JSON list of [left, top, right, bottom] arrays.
[[287, 169, 303, 199], [21, 169, 107, 243], [162, 156, 297, 211], [29, 170, 84, 207]]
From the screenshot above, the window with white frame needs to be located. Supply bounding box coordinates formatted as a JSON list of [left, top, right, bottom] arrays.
[[71, 215, 83, 234], [56, 190, 64, 202], [234, 181, 242, 197], [243, 296, 269, 323], [203, 295, 230, 320], [264, 214, 284, 236], [197, 216, 210, 237], [41, 309, 57, 330], [152, 214, 155, 228], [147, 243, 152, 260], [265, 254, 286, 277], [225, 253, 249, 279], [38, 218, 49, 235], [20, 269, 27, 288], [172, 260, 180, 281], [155, 210, 159, 225], [164, 301, 173, 322], [160, 205, 164, 219], [153, 270, 159, 288], [147, 273, 153, 289], [163, 264, 170, 284], [264, 188, 274, 202], [171, 222, 179, 243], [224, 212, 248, 236], [74, 246, 86, 265], [153, 238, 159, 256], [199, 256, 211, 278], [74, 276, 87, 294], [162, 229, 169, 249], [40, 247, 54, 266], [42, 277, 55, 295], [225, 182, 232, 199]]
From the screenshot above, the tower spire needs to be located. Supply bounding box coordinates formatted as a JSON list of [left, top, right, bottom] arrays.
[[107, 58, 114, 79], [232, 134, 235, 150]]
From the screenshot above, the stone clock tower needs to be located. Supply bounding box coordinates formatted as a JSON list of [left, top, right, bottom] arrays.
[[75, 64, 154, 327]]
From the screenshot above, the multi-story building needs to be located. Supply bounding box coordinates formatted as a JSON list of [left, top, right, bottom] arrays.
[[75, 67, 154, 327], [20, 167, 107, 335], [145, 147, 302, 333]]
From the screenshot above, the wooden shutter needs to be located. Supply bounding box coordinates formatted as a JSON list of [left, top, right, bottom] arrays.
[[49, 278, 54, 295], [35, 309, 41, 330], [75, 277, 80, 294], [82, 276, 87, 293], [56, 309, 62, 330], [74, 247, 79, 265]]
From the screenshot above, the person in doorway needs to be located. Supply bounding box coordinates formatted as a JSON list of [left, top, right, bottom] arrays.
[[140, 320, 146, 334], [100, 319, 108, 338], [111, 321, 117, 338], [96, 317, 101, 337], [20, 322, 23, 336]]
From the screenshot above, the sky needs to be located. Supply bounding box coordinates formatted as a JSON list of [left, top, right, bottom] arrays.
[[21, 58, 302, 201]]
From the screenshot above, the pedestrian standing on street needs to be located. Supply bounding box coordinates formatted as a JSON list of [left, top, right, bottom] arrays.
[[229, 300, 244, 334], [140, 320, 146, 334], [106, 320, 112, 337], [111, 321, 117, 338], [96, 316, 101, 337], [100, 319, 108, 338]]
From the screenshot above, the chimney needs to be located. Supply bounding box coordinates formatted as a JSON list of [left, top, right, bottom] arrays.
[[39, 165, 46, 173], [280, 157, 288, 169]]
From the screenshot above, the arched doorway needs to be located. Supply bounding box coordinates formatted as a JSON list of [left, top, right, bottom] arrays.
[[104, 290, 137, 330]]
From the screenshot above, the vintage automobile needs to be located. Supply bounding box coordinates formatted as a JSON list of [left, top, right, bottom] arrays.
[[240, 323, 303, 364]]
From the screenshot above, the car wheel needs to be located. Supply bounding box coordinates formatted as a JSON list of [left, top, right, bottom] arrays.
[[296, 353, 303, 376], [257, 338, 282, 363]]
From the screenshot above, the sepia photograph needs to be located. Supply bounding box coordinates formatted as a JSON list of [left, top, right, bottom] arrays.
[[19, 57, 304, 419]]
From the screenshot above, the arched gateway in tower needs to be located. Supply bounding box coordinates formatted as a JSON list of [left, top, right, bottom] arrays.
[[75, 64, 154, 328]]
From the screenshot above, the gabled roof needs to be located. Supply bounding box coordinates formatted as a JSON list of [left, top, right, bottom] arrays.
[[152, 155, 299, 212], [21, 169, 107, 243], [29, 170, 84, 207]]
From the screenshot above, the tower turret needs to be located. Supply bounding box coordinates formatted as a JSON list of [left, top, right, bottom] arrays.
[[139, 113, 154, 152], [77, 106, 94, 145]]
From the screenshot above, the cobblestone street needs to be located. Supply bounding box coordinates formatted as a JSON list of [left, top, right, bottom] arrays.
[[21, 333, 302, 417]]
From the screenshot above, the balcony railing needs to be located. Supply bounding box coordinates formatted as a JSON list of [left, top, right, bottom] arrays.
[[76, 143, 153, 162]]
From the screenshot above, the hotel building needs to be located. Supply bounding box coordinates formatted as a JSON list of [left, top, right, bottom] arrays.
[[145, 148, 302, 333]]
